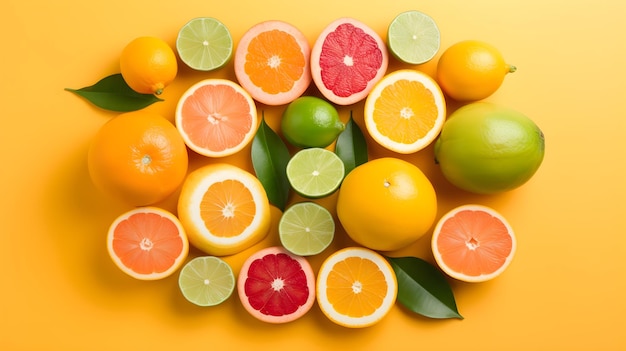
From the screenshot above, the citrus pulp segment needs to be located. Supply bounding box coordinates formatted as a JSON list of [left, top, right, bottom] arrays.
[[431, 204, 517, 283], [336, 157, 437, 252], [238, 246, 316, 323], [316, 247, 397, 328], [286, 148, 345, 198], [279, 202, 335, 256], [387, 10, 440, 65], [87, 111, 189, 207], [107, 207, 189, 280], [178, 256, 235, 306], [119, 36, 177, 95], [177, 163, 271, 256], [364, 69, 446, 154], [176, 17, 233, 71], [311, 17, 389, 105], [175, 79, 258, 158], [234, 20, 311, 105]]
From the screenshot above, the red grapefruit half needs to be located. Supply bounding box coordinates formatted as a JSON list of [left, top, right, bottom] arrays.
[[432, 204, 517, 283], [237, 246, 316, 323], [311, 17, 389, 105]]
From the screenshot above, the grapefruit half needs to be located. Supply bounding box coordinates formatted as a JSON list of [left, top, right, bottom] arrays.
[[107, 207, 189, 280], [238, 246, 316, 323], [175, 79, 258, 158], [432, 204, 517, 283], [311, 17, 389, 105]]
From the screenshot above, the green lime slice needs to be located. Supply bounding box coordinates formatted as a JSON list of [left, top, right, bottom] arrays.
[[387, 10, 440, 65], [279, 202, 335, 256], [286, 148, 345, 198], [178, 256, 235, 306], [176, 17, 233, 71]]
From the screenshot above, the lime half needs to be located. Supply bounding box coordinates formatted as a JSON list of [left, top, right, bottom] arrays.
[[176, 17, 233, 71], [387, 10, 440, 65], [286, 148, 345, 198], [279, 202, 335, 256], [178, 256, 235, 306]]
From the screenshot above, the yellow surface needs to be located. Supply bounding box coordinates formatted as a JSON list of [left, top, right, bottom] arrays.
[[3, 0, 625, 350]]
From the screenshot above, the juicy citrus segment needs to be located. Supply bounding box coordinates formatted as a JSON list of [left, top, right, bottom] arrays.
[[279, 202, 335, 256], [234, 20, 311, 105], [107, 207, 189, 280], [364, 69, 446, 154], [311, 18, 389, 105], [387, 10, 440, 64], [286, 148, 345, 198], [177, 163, 271, 256], [238, 246, 316, 323], [432, 204, 517, 283], [176, 17, 233, 71], [178, 256, 235, 306], [316, 247, 397, 328], [175, 79, 258, 158]]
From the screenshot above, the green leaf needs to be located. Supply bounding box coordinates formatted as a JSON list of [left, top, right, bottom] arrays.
[[334, 112, 368, 175], [65, 73, 163, 112], [387, 256, 463, 319], [251, 117, 291, 211]]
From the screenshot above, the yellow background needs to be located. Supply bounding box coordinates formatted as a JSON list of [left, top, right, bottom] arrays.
[[3, 0, 625, 350]]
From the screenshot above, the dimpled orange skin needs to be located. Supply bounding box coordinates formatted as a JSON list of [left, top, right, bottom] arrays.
[[120, 36, 178, 95], [87, 111, 189, 206], [336, 158, 437, 252], [436, 40, 515, 102]]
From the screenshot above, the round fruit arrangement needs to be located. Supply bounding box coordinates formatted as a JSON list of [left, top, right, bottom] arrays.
[[69, 10, 545, 328]]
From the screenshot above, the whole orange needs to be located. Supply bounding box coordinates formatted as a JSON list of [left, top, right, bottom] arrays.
[[120, 36, 178, 95], [336, 157, 437, 252], [88, 111, 189, 206], [436, 40, 516, 101]]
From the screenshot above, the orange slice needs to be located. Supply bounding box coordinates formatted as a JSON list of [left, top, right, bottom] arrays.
[[107, 207, 189, 280], [316, 247, 397, 328], [177, 163, 271, 256], [234, 20, 311, 106], [432, 204, 517, 283], [364, 69, 446, 154], [175, 79, 258, 158]]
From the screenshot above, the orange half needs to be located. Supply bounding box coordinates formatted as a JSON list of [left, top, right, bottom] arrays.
[[364, 69, 446, 154], [177, 163, 271, 256], [234, 20, 311, 106], [316, 247, 397, 328], [432, 204, 517, 283], [107, 207, 189, 280], [175, 79, 258, 158]]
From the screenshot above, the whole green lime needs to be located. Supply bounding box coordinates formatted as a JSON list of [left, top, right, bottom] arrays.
[[281, 96, 345, 148], [434, 102, 545, 194]]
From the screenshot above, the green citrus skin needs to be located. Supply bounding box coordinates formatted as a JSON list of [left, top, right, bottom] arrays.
[[281, 96, 345, 148], [434, 102, 545, 194]]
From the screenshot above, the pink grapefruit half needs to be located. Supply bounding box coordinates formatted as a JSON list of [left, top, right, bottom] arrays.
[[237, 246, 316, 323], [311, 17, 389, 105]]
